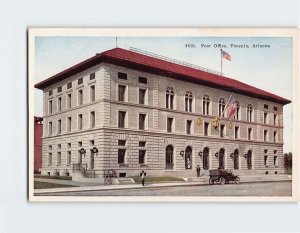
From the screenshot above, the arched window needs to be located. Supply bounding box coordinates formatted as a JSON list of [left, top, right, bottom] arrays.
[[203, 95, 210, 115], [185, 146, 192, 169], [233, 149, 239, 170], [234, 101, 240, 120], [203, 147, 209, 170], [247, 104, 253, 122], [219, 148, 225, 169], [185, 91, 193, 112], [166, 87, 175, 109], [247, 150, 252, 170], [165, 145, 174, 170], [218, 98, 225, 117]]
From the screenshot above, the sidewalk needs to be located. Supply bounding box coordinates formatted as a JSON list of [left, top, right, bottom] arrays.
[[34, 175, 292, 195]]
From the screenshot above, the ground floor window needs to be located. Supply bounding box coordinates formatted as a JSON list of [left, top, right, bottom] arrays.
[[118, 149, 126, 164], [203, 147, 209, 170], [67, 151, 71, 165], [165, 145, 174, 169], [139, 150, 146, 164], [233, 149, 239, 169], [219, 148, 225, 169], [185, 146, 192, 169], [247, 150, 252, 169]]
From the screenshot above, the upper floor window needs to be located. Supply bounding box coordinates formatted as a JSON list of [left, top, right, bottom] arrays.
[[139, 113, 146, 130], [186, 120, 192, 134], [78, 78, 83, 85], [67, 117, 71, 132], [57, 97, 62, 112], [139, 76, 147, 84], [220, 124, 225, 138], [118, 111, 126, 128], [218, 98, 225, 117], [118, 140, 126, 146], [247, 104, 253, 122], [166, 87, 175, 109], [90, 111, 95, 128], [49, 122, 52, 135], [273, 106, 278, 111], [78, 89, 83, 106], [78, 114, 83, 130], [167, 117, 174, 133], [185, 91, 193, 112], [58, 119, 62, 134], [139, 89, 146, 105], [274, 131, 277, 142], [234, 101, 240, 120], [203, 95, 210, 115], [118, 85, 126, 102], [234, 126, 239, 139], [263, 112, 268, 124], [67, 82, 72, 89], [264, 104, 268, 109], [204, 122, 209, 136], [67, 93, 72, 109], [49, 90, 53, 96], [57, 86, 62, 93], [274, 114, 277, 125], [48, 100, 53, 114], [118, 72, 127, 80], [90, 85, 95, 102], [248, 127, 252, 140], [90, 73, 95, 80], [263, 130, 268, 142]]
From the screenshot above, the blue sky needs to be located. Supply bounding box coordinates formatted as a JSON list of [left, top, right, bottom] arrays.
[[34, 36, 293, 152]]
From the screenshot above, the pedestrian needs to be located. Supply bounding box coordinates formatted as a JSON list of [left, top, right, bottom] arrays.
[[140, 170, 146, 186], [196, 165, 201, 177]]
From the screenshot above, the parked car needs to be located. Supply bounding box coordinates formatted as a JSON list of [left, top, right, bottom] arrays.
[[209, 169, 240, 185]]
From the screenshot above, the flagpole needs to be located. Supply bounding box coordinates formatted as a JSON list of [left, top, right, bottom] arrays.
[[220, 49, 223, 76], [221, 92, 233, 118]]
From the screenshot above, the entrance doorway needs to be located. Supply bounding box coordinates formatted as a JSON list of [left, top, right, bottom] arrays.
[[185, 146, 192, 169], [165, 145, 174, 170], [219, 148, 225, 169], [233, 149, 239, 169]]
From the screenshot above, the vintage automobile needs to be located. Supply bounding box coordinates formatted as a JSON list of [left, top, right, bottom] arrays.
[[208, 169, 240, 185]]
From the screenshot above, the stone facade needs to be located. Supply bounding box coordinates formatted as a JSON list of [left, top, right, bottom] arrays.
[[39, 61, 286, 178]]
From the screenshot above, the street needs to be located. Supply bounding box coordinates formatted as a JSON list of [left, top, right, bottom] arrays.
[[36, 181, 292, 197]]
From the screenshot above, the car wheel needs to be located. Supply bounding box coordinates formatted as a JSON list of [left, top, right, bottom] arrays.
[[219, 177, 225, 185], [209, 178, 214, 185], [235, 177, 240, 184]]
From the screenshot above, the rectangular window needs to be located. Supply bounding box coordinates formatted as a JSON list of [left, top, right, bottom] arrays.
[[264, 130, 268, 142], [57, 144, 61, 149], [49, 145, 52, 150], [90, 111, 95, 128], [78, 90, 83, 105], [274, 114, 277, 125], [90, 85, 95, 102], [274, 131, 277, 142], [49, 90, 53, 96], [58, 119, 62, 134], [78, 141, 82, 147], [204, 122, 209, 136], [264, 155, 268, 166], [90, 73, 95, 80], [273, 106, 278, 111], [274, 156, 278, 166], [118, 140, 126, 146], [139, 76, 147, 84], [186, 120, 192, 134], [234, 126, 239, 139], [67, 93, 72, 109], [90, 140, 94, 146], [118, 111, 126, 128], [78, 114, 83, 130], [78, 78, 83, 85], [118, 85, 126, 101], [220, 124, 225, 138], [57, 97, 62, 112], [67, 143, 71, 148], [57, 86, 62, 93], [48, 100, 53, 114], [57, 152, 61, 165], [139, 113, 146, 130], [264, 104, 268, 109], [118, 149, 126, 164], [67, 117, 71, 132], [118, 72, 127, 80], [48, 153, 52, 166], [139, 89, 146, 105], [67, 151, 71, 165], [167, 117, 173, 133], [248, 128, 252, 140], [49, 122, 52, 135], [139, 141, 146, 147], [139, 150, 146, 164], [263, 112, 268, 124], [67, 82, 72, 89]]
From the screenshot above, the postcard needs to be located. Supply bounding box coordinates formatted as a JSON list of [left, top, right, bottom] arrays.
[[28, 28, 299, 202]]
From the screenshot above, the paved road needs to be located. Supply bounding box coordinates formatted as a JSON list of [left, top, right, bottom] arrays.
[[37, 181, 292, 196]]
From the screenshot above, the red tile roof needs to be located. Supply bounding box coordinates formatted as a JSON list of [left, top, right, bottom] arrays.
[[35, 48, 291, 105]]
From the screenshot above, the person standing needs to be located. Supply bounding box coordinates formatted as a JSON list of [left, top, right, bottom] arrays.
[[196, 165, 201, 177], [141, 170, 146, 186]]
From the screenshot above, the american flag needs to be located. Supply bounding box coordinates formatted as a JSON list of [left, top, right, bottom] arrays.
[[221, 50, 231, 61], [227, 95, 237, 120]]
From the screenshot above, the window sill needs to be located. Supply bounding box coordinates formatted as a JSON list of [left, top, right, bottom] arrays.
[[119, 164, 129, 168]]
